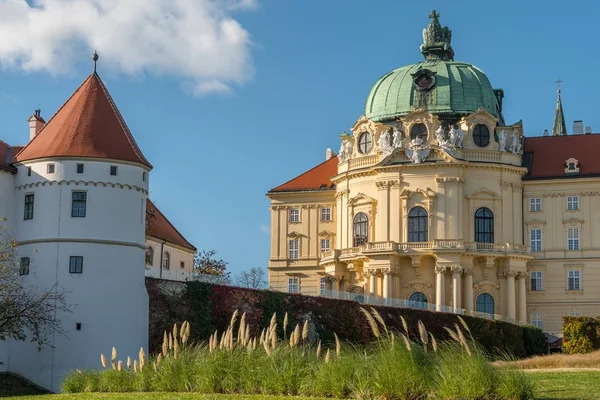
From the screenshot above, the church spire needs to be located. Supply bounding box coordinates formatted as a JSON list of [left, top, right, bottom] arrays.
[[552, 79, 567, 136], [420, 10, 454, 61]]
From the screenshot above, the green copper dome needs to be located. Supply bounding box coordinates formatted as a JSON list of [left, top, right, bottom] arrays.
[[364, 11, 500, 122]]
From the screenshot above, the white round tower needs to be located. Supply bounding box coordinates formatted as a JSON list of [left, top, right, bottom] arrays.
[[6, 70, 153, 391]]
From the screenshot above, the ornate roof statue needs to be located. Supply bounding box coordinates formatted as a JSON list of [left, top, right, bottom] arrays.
[[552, 79, 567, 136], [420, 10, 454, 61]]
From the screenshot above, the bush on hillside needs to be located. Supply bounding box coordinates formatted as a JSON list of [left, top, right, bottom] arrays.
[[146, 277, 547, 358], [563, 316, 600, 354]]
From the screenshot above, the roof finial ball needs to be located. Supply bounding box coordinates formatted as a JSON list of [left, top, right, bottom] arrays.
[[92, 50, 99, 73]]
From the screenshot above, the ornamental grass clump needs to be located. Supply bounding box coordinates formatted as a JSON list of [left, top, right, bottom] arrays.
[[64, 309, 535, 400]]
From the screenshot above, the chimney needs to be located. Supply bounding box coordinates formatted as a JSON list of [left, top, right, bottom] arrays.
[[543, 129, 549, 137], [28, 109, 45, 141], [573, 120, 583, 135], [325, 148, 333, 161], [585, 126, 592, 135]]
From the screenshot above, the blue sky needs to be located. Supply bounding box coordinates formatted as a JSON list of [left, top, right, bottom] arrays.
[[0, 0, 598, 276]]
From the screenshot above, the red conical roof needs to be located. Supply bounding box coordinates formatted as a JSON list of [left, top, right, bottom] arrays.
[[16, 73, 152, 168]]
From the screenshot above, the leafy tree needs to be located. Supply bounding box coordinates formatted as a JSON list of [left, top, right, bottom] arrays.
[[236, 267, 267, 289], [193, 249, 231, 284], [0, 219, 70, 363]]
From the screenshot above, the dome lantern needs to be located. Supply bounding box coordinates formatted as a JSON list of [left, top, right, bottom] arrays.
[[420, 10, 454, 61]]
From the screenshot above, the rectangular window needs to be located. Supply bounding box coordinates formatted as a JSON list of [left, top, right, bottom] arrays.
[[288, 277, 299, 293], [19, 257, 30, 275], [320, 239, 330, 252], [180, 261, 185, 269], [69, 256, 83, 274], [529, 198, 541, 212], [27, 167, 31, 176], [567, 227, 580, 250], [77, 164, 84, 174], [24, 194, 34, 220], [568, 312, 581, 317], [320, 277, 326, 296], [288, 239, 299, 259], [530, 229, 542, 251], [71, 191, 87, 218], [567, 195, 579, 210], [289, 209, 300, 223], [530, 271, 543, 291], [531, 313, 543, 329], [110, 165, 118, 176], [142, 172, 146, 182], [568, 270, 581, 290], [321, 207, 332, 221], [47, 163, 55, 174]]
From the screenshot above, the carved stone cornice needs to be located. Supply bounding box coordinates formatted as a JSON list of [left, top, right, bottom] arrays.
[[463, 268, 474, 276], [351, 115, 379, 136], [436, 177, 464, 184], [563, 217, 584, 225], [542, 193, 565, 198], [473, 281, 500, 294], [450, 265, 463, 274], [335, 189, 350, 199], [375, 180, 400, 190], [301, 204, 318, 209], [404, 280, 433, 292], [504, 271, 518, 278], [271, 205, 289, 210]]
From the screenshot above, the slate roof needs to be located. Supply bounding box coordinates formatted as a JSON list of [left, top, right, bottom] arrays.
[[146, 198, 196, 251], [16, 73, 152, 168], [269, 156, 338, 193], [523, 134, 600, 179]]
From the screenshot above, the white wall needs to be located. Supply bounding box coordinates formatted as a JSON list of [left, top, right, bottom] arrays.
[[7, 158, 149, 392], [145, 238, 194, 282]]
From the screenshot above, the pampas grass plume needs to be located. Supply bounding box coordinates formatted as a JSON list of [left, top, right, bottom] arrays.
[[360, 307, 380, 338], [334, 333, 341, 357], [100, 354, 107, 369], [302, 320, 309, 341], [127, 356, 132, 369], [325, 349, 331, 363], [283, 312, 289, 338], [316, 340, 322, 358], [117, 360, 123, 371]]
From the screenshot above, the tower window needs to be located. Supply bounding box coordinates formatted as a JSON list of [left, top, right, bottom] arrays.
[[110, 166, 118, 176], [77, 164, 84, 174], [47, 164, 55, 174], [26, 167, 32, 176], [72, 191, 87, 218], [475, 207, 494, 243], [142, 172, 146, 182], [69, 256, 83, 274], [24, 194, 34, 220], [473, 124, 490, 147], [410, 123, 428, 141], [19, 257, 30, 275], [358, 132, 372, 154]]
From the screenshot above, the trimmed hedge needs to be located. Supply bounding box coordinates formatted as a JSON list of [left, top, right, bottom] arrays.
[[146, 277, 546, 358], [563, 316, 600, 354]]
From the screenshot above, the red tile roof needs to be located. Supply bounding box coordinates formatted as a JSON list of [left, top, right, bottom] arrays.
[[269, 156, 338, 193], [0, 140, 18, 173], [523, 134, 600, 179], [16, 73, 152, 168], [146, 198, 196, 251]]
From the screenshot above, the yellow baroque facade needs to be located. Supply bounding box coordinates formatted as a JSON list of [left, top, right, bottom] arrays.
[[267, 12, 600, 335]]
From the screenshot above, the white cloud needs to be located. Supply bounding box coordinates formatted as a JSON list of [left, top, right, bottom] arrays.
[[0, 0, 257, 94], [259, 224, 269, 235]]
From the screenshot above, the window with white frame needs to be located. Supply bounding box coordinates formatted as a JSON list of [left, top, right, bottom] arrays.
[[531, 313, 543, 329], [568, 311, 581, 317], [289, 239, 299, 259], [289, 209, 300, 223], [529, 198, 541, 212], [288, 277, 299, 293], [567, 195, 579, 210], [320, 239, 330, 252], [319, 277, 326, 296], [530, 229, 542, 251], [530, 271, 543, 291], [568, 270, 581, 290], [321, 207, 332, 221], [567, 227, 580, 250]]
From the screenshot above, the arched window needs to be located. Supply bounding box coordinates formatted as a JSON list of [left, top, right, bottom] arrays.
[[408, 292, 427, 309], [163, 251, 171, 270], [358, 132, 372, 154], [473, 124, 490, 147], [353, 212, 369, 247], [410, 123, 428, 141], [475, 207, 494, 243], [476, 293, 495, 315], [408, 206, 428, 242], [145, 246, 154, 266]]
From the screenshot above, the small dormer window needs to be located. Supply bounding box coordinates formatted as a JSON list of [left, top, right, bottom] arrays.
[[110, 166, 118, 176], [565, 158, 580, 174]]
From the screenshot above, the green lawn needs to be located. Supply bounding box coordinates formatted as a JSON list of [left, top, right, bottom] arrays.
[[3, 371, 599, 400]]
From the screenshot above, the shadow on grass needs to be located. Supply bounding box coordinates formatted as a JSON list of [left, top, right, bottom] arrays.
[[0, 373, 49, 398]]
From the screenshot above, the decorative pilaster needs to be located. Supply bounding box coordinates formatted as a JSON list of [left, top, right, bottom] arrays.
[[463, 269, 474, 311], [505, 271, 517, 320], [435, 265, 446, 311], [518, 272, 527, 323], [451, 265, 463, 310]]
